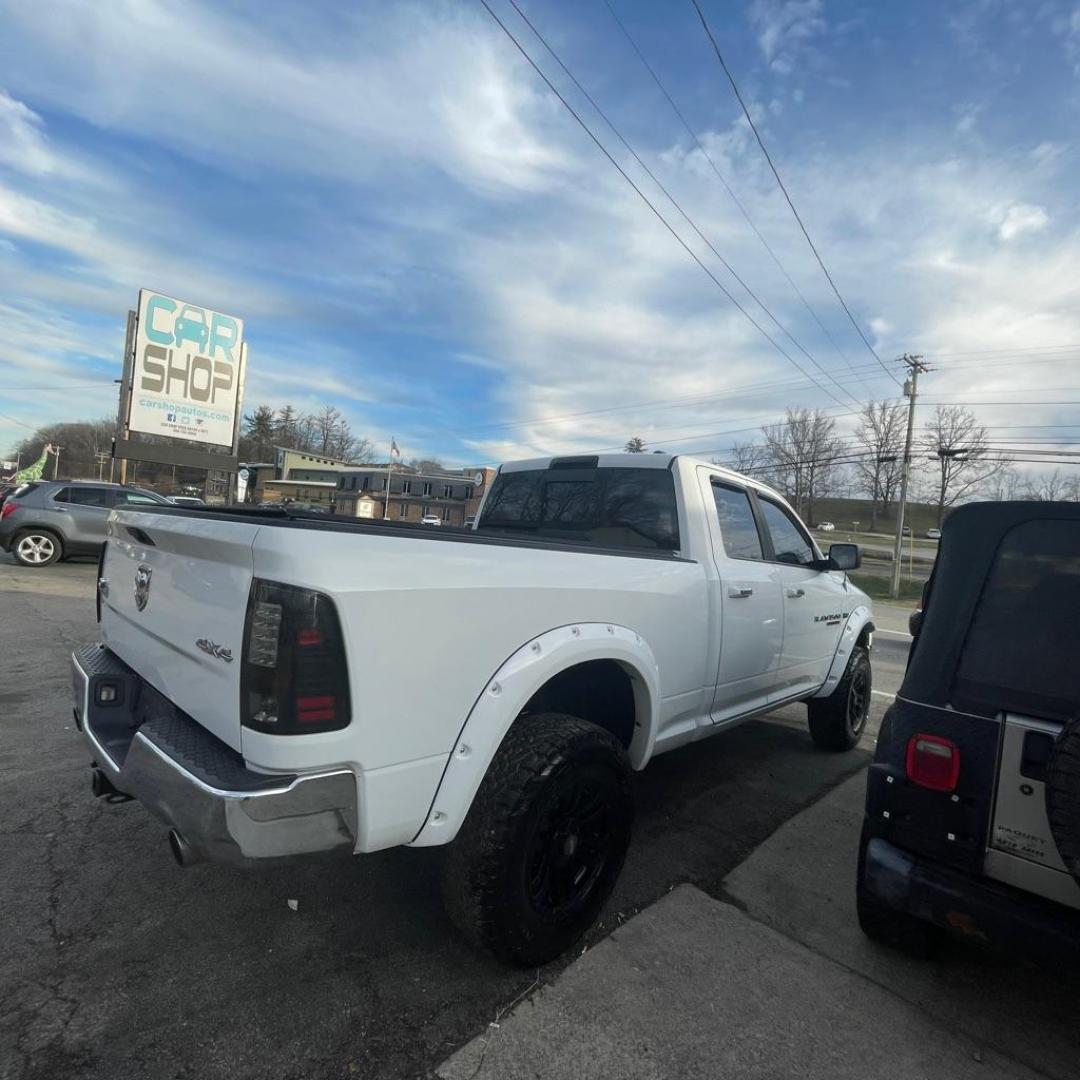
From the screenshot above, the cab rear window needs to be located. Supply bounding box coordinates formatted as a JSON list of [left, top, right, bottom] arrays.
[[953, 519, 1080, 722], [478, 467, 680, 551]]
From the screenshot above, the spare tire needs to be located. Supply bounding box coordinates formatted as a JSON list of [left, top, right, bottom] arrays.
[[1045, 715, 1080, 882]]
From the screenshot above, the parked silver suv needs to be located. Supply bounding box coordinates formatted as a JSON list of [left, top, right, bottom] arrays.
[[0, 480, 170, 567]]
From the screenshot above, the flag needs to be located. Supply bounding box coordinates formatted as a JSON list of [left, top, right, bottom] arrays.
[[390, 438, 400, 459]]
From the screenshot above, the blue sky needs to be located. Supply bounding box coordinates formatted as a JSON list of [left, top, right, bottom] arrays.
[[1, 0, 1080, 469]]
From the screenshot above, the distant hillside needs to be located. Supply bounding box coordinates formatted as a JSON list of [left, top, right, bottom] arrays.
[[808, 497, 942, 536]]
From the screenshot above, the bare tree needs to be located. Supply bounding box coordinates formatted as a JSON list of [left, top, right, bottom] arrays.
[[980, 465, 1022, 502], [624, 436, 647, 453], [717, 440, 768, 479], [408, 457, 446, 473], [761, 407, 845, 524], [1025, 469, 1072, 502], [921, 405, 1003, 526], [852, 401, 905, 530]]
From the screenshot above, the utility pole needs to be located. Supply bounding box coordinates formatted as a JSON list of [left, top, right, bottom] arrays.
[[52, 445, 63, 481], [891, 354, 929, 599]]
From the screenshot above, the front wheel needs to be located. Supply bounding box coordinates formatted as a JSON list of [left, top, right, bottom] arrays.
[[12, 529, 63, 568], [441, 713, 634, 966], [807, 644, 871, 751]]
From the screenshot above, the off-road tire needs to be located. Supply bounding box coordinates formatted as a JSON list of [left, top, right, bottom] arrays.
[[11, 528, 63, 568], [856, 878, 941, 959], [1046, 716, 1080, 884], [808, 645, 871, 751], [441, 712, 633, 966]]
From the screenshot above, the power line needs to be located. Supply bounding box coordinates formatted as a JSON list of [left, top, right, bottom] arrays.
[[602, 0, 873, 397], [504, 0, 861, 408], [688, 0, 901, 387], [476, 0, 859, 412]]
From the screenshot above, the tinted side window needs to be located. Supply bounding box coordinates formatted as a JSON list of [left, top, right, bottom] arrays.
[[116, 490, 163, 506], [759, 499, 815, 566], [711, 482, 762, 560], [52, 487, 69, 503], [954, 519, 1080, 722], [65, 487, 111, 508], [479, 468, 679, 551]]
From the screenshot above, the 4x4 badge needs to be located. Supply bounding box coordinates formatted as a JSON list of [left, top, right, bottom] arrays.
[[196, 639, 234, 663]]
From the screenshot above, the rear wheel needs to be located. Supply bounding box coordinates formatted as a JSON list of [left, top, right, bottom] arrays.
[[441, 713, 634, 966], [12, 529, 62, 568], [808, 645, 871, 751]]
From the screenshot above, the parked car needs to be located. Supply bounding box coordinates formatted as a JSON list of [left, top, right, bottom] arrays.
[[818, 521, 835, 532], [169, 496, 206, 508], [925, 528, 941, 540], [73, 454, 872, 964], [420, 513, 442, 525], [858, 501, 1080, 965], [901, 525, 912, 536], [0, 480, 170, 567]]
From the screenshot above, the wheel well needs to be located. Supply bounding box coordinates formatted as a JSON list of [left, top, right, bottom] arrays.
[[520, 660, 639, 750], [858, 622, 875, 649]]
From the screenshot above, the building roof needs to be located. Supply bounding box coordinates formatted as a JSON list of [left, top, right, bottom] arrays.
[[263, 479, 337, 489]]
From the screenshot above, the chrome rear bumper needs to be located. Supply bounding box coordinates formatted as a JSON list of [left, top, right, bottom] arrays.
[[72, 643, 358, 865]]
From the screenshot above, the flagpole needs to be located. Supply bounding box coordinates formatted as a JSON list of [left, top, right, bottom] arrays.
[[383, 441, 394, 522]]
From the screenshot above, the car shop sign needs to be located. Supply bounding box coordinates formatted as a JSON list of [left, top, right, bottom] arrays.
[[128, 290, 244, 446]]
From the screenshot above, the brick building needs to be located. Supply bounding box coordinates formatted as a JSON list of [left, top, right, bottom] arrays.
[[335, 465, 496, 526]]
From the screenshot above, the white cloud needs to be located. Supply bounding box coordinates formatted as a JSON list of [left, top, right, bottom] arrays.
[[0, 2, 567, 196], [0, 89, 54, 174], [748, 0, 827, 75], [996, 202, 1050, 241]]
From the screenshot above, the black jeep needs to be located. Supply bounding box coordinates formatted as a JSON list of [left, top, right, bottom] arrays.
[[858, 501, 1080, 963]]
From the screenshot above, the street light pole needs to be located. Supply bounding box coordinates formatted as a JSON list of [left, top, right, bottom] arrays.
[[891, 354, 928, 600]]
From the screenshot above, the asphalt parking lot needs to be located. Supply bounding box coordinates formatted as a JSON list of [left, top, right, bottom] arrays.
[[0, 553, 909, 1080]]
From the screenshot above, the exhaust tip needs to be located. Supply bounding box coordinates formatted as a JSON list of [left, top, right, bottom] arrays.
[[168, 829, 202, 868]]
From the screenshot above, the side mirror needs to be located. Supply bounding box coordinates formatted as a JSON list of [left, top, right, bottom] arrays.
[[827, 543, 860, 571]]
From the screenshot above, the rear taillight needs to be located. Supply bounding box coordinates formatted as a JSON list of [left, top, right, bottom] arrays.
[[906, 733, 960, 792], [1, 500, 19, 520], [241, 579, 350, 735]]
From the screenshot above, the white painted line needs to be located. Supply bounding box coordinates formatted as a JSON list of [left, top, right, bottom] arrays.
[[875, 628, 912, 640], [871, 690, 896, 700]]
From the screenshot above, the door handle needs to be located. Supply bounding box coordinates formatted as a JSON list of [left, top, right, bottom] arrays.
[[728, 586, 754, 598], [786, 588, 806, 599]]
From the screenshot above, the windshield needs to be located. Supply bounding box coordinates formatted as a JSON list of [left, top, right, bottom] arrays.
[[477, 467, 680, 551]]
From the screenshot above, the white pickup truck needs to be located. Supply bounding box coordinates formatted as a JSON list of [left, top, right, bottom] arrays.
[[72, 453, 873, 964]]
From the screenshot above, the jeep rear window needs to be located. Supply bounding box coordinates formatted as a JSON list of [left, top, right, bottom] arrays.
[[953, 519, 1080, 722], [478, 467, 680, 551]]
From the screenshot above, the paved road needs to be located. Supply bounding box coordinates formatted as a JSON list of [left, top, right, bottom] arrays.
[[0, 555, 908, 1080]]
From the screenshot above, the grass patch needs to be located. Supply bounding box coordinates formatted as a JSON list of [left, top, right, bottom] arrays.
[[849, 572, 924, 603]]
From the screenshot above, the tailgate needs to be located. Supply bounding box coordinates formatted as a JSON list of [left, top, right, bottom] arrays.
[[100, 509, 259, 753]]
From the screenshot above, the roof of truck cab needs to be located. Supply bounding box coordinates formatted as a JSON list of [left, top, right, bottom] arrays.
[[497, 452, 771, 492]]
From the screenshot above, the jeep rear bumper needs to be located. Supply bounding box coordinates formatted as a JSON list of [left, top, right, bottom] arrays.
[[72, 643, 358, 865], [862, 836, 1080, 965]]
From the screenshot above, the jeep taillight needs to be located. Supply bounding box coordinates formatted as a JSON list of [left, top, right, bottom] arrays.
[[906, 734, 960, 792], [1, 500, 19, 520], [241, 579, 350, 735]]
